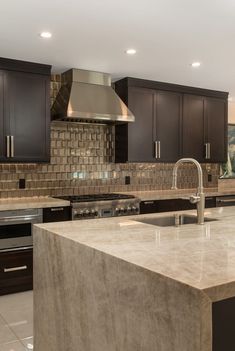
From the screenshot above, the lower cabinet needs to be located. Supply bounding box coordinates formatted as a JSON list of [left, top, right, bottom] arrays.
[[212, 296, 235, 351], [140, 197, 216, 214], [0, 248, 33, 295]]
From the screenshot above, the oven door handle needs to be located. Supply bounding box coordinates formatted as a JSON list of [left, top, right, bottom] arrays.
[[0, 215, 42, 223], [217, 198, 235, 204]]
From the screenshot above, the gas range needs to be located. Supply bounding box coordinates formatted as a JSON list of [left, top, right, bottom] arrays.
[[54, 193, 140, 220]]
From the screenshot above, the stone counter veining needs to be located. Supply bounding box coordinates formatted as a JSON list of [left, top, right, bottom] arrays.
[[0, 197, 70, 211], [33, 207, 235, 351]]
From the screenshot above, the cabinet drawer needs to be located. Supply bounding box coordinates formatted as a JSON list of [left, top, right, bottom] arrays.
[[0, 249, 33, 295]]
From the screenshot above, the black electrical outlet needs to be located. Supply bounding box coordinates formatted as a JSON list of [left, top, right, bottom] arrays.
[[125, 176, 131, 185], [19, 178, 26, 189], [208, 174, 212, 182]]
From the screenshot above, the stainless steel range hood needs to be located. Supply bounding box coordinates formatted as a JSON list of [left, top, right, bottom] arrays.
[[51, 69, 135, 123]]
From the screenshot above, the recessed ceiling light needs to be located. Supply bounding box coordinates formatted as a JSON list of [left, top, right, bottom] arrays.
[[191, 62, 201, 68], [125, 49, 137, 55], [40, 32, 52, 39]]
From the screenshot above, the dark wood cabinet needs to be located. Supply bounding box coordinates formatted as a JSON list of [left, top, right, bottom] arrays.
[[0, 248, 33, 295], [182, 94, 205, 162], [0, 71, 5, 162], [182, 95, 227, 163], [140, 196, 216, 214], [0, 58, 51, 163], [155, 90, 182, 162], [115, 77, 228, 163], [122, 87, 156, 162], [205, 97, 227, 163], [212, 296, 235, 351]]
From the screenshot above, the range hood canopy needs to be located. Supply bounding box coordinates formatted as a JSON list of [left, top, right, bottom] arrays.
[[51, 69, 135, 123]]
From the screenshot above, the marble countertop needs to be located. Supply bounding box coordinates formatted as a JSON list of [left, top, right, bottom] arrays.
[[36, 206, 235, 302], [0, 197, 70, 211], [119, 188, 235, 201]]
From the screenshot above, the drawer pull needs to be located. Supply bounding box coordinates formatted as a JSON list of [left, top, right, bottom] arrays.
[[143, 201, 154, 205], [50, 207, 64, 212], [4, 265, 27, 273]]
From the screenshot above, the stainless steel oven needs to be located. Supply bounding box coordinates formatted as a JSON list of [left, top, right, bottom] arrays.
[[0, 209, 43, 252]]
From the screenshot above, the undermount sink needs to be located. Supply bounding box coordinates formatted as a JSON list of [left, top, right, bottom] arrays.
[[135, 214, 217, 227]]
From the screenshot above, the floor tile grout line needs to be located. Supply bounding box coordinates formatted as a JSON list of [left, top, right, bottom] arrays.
[[0, 311, 27, 347]]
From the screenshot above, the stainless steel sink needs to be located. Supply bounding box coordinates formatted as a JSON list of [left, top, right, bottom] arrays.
[[135, 214, 217, 227]]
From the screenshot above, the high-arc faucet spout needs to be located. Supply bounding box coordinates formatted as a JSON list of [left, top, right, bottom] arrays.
[[171, 158, 205, 225]]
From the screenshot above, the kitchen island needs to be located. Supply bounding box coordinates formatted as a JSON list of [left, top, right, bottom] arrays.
[[33, 207, 235, 351]]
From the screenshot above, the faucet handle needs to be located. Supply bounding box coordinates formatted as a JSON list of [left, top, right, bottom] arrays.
[[189, 195, 200, 204]]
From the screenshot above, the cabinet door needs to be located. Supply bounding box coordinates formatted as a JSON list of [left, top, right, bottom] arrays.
[[5, 71, 50, 162], [127, 87, 156, 162], [155, 91, 182, 162], [182, 94, 205, 162], [0, 71, 6, 162], [204, 97, 227, 163]]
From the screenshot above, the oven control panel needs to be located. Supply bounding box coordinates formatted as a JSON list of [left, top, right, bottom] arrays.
[[72, 199, 140, 220]]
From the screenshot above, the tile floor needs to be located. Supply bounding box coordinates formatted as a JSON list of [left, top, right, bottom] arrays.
[[0, 291, 33, 351]]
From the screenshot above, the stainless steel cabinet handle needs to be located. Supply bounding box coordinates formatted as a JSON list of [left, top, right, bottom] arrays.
[[205, 143, 208, 159], [4, 265, 27, 273], [154, 141, 158, 159], [11, 136, 14, 158], [143, 201, 154, 205], [208, 142, 211, 159], [205, 143, 211, 159], [158, 141, 161, 159], [50, 207, 64, 212], [6, 136, 10, 158]]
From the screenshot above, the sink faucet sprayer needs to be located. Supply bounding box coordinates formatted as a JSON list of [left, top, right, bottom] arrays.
[[171, 158, 205, 225]]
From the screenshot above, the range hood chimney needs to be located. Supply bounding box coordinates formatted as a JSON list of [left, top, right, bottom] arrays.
[[51, 69, 135, 123]]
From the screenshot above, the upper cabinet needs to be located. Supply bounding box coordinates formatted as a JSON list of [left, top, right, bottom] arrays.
[[115, 77, 228, 163], [182, 94, 205, 162], [155, 90, 182, 162], [182, 94, 227, 163], [116, 87, 156, 162], [0, 58, 51, 163], [204, 97, 227, 163]]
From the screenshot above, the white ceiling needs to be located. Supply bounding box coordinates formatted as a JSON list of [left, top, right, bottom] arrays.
[[1, 0, 235, 96]]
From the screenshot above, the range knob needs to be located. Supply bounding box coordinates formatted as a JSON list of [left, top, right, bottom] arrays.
[[127, 206, 132, 213], [132, 206, 137, 212], [81, 209, 89, 217], [119, 207, 124, 214], [75, 210, 84, 219], [115, 207, 120, 215], [91, 209, 98, 217]]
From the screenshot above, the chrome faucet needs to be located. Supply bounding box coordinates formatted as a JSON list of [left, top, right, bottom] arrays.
[[171, 158, 205, 225]]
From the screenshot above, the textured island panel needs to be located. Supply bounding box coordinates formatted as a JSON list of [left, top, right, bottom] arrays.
[[34, 227, 212, 351]]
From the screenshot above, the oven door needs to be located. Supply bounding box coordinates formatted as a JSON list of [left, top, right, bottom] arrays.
[[0, 209, 43, 252]]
